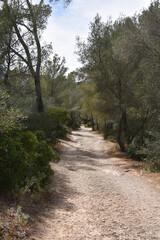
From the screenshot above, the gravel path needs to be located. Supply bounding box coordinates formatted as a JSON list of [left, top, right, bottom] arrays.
[[32, 127, 160, 240]]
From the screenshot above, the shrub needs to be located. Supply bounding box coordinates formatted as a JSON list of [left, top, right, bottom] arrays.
[[0, 88, 59, 200], [0, 88, 25, 133], [26, 107, 71, 142], [145, 135, 160, 172], [85, 121, 92, 128], [48, 107, 71, 137], [47, 107, 71, 125], [68, 110, 81, 130], [0, 129, 56, 197], [103, 122, 116, 141], [126, 142, 146, 160]]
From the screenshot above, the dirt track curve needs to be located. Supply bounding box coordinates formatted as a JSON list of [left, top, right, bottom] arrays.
[[32, 127, 160, 240]]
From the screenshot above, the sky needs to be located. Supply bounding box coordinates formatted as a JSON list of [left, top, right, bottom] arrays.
[[42, 0, 152, 72]]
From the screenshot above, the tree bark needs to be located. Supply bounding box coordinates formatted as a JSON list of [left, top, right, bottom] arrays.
[[96, 120, 99, 131], [6, 1, 44, 112], [34, 75, 44, 112], [123, 109, 131, 145], [91, 114, 95, 131], [117, 110, 126, 152]]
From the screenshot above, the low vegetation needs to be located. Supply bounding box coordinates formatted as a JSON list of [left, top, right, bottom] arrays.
[[0, 0, 81, 203]]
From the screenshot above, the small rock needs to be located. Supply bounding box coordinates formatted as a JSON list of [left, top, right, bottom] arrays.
[[101, 218, 106, 222], [18, 231, 26, 239]]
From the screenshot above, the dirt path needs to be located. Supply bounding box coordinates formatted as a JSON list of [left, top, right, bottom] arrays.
[[32, 127, 160, 240]]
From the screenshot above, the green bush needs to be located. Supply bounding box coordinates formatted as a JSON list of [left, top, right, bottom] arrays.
[[85, 121, 92, 128], [0, 88, 59, 199], [48, 107, 71, 125], [0, 129, 56, 197], [26, 107, 71, 142], [67, 110, 81, 130], [145, 136, 160, 172], [103, 122, 116, 140], [0, 88, 25, 133], [126, 132, 160, 169], [126, 142, 146, 160], [48, 107, 71, 137]]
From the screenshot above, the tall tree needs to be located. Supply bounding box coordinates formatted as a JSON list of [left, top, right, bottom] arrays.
[[2, 0, 52, 112], [76, 14, 154, 151], [42, 54, 67, 106], [1, 0, 71, 112]]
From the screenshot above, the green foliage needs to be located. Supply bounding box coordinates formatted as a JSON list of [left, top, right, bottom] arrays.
[[69, 110, 81, 130], [16, 205, 29, 223], [85, 121, 92, 128], [145, 135, 160, 172], [41, 66, 82, 129], [48, 107, 71, 125], [126, 142, 146, 160], [76, 2, 160, 170], [61, 71, 82, 112], [26, 107, 71, 142], [48, 107, 71, 137], [0, 88, 25, 133], [0, 90, 55, 197], [0, 128, 54, 197], [1, 0, 53, 112], [103, 127, 116, 141], [42, 54, 68, 106], [0, 0, 79, 201]]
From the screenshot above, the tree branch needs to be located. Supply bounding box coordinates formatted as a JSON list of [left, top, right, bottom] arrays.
[[13, 23, 35, 76], [10, 47, 28, 65], [16, 21, 33, 33]]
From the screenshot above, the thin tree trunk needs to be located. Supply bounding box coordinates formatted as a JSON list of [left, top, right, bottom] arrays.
[[117, 110, 126, 152], [104, 120, 107, 129], [34, 75, 44, 112], [96, 121, 99, 131], [123, 109, 131, 145], [4, 58, 11, 87], [4, 39, 12, 87], [91, 114, 95, 131]]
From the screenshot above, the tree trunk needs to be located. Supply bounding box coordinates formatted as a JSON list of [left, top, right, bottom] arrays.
[[4, 72, 9, 86], [34, 75, 44, 112], [123, 109, 131, 145], [96, 121, 99, 131], [104, 120, 107, 129], [128, 111, 149, 145], [117, 110, 126, 152], [91, 114, 95, 131], [4, 50, 11, 87]]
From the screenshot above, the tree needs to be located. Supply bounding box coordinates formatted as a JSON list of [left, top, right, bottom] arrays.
[[42, 54, 68, 106], [62, 71, 82, 111], [0, 7, 13, 84], [1, 0, 52, 111], [1, 0, 71, 112], [113, 2, 160, 148], [76, 13, 157, 152], [76, 15, 130, 150]]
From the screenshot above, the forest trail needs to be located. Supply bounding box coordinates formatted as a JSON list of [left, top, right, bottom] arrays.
[[32, 126, 160, 240]]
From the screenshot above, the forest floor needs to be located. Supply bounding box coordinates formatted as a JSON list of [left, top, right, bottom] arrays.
[[29, 126, 160, 240]]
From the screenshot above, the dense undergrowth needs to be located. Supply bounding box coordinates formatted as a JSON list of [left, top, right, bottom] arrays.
[[0, 88, 80, 201], [85, 120, 160, 172]]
